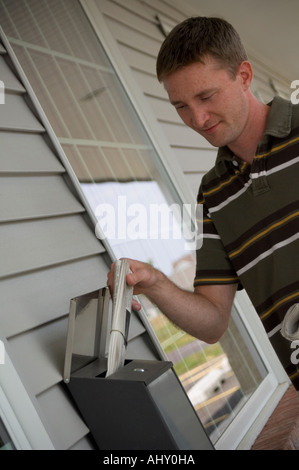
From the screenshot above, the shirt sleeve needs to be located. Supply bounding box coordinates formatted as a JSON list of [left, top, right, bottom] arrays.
[[193, 191, 242, 289]]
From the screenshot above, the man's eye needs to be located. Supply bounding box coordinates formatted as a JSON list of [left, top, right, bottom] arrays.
[[201, 95, 212, 101]]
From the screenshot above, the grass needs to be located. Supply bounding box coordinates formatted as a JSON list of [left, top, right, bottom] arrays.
[[172, 343, 223, 376], [150, 312, 223, 376]]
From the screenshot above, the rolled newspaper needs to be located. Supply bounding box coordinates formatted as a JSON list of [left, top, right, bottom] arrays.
[[106, 259, 133, 377]]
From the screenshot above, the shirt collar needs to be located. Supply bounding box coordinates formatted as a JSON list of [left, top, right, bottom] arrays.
[[216, 96, 292, 164], [264, 95, 292, 138]]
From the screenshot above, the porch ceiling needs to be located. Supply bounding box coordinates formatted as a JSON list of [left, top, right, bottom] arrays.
[[182, 0, 299, 83]]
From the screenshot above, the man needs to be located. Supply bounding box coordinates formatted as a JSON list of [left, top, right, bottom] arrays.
[[108, 17, 299, 391]]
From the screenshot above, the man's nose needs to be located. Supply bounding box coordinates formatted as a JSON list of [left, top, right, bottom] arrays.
[[191, 107, 210, 130]]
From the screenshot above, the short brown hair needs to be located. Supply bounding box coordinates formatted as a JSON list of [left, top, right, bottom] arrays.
[[156, 16, 248, 81]]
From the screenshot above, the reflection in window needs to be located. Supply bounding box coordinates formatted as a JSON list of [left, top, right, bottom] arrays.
[[0, 0, 267, 442]]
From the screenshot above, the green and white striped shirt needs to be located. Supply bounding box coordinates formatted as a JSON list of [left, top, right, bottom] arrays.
[[194, 96, 299, 390]]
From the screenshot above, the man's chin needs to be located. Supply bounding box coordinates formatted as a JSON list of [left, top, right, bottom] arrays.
[[203, 134, 228, 149]]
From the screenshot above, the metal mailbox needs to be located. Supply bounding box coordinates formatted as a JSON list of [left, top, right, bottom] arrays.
[[63, 287, 214, 451]]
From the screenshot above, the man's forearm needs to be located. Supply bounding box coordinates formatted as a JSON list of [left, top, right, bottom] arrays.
[[126, 265, 235, 344]]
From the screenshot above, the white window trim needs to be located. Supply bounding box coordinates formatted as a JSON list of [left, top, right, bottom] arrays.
[[80, 0, 289, 448], [0, 385, 31, 450], [0, 335, 55, 450], [217, 291, 289, 449]]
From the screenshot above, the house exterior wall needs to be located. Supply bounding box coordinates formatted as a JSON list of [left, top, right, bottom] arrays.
[[0, 24, 161, 450]]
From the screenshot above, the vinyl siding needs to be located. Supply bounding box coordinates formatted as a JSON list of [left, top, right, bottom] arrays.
[[0, 32, 160, 450]]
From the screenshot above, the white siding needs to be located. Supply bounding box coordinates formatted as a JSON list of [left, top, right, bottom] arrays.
[[0, 32, 160, 449]]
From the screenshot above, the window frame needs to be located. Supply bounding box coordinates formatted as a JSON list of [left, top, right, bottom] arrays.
[[217, 290, 289, 449], [0, 334, 55, 450], [80, 0, 290, 449]]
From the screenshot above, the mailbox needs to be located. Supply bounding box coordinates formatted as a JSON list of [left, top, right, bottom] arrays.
[[64, 287, 214, 450]]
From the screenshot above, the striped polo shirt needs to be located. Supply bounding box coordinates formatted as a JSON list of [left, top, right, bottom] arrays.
[[194, 96, 299, 390]]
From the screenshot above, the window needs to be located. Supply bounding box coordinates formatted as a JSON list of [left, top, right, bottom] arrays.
[[0, 0, 278, 446]]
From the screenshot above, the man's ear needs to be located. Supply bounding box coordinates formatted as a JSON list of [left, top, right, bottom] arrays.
[[238, 61, 253, 90]]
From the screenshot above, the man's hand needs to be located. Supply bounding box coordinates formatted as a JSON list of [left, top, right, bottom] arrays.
[[107, 258, 237, 343], [107, 258, 164, 311]]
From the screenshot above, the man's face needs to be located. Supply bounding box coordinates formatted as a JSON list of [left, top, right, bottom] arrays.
[[163, 57, 250, 149]]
